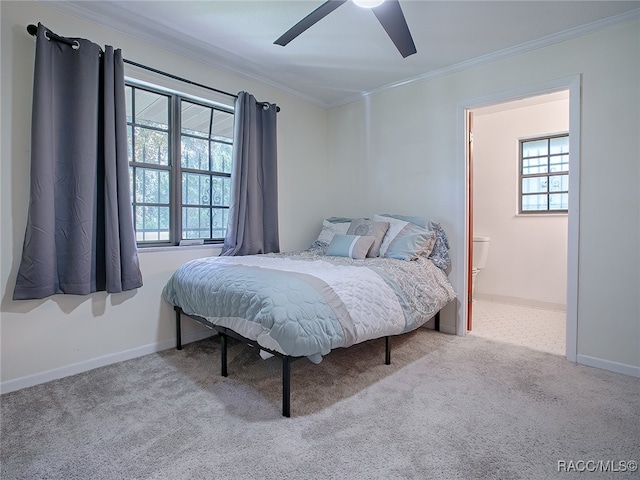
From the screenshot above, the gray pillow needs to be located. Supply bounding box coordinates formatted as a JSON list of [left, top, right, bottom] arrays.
[[325, 235, 376, 260], [346, 219, 390, 257], [385, 231, 436, 261]]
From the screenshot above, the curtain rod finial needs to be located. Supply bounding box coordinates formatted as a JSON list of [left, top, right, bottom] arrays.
[[27, 24, 38, 36]]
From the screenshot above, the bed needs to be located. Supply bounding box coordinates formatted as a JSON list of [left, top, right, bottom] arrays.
[[162, 215, 456, 416]]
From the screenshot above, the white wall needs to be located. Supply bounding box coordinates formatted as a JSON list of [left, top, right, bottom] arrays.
[[473, 96, 569, 307], [0, 1, 329, 390], [328, 19, 640, 373], [2, 2, 638, 390]]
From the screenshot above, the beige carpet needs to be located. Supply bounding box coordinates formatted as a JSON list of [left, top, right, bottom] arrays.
[[1, 330, 639, 479]]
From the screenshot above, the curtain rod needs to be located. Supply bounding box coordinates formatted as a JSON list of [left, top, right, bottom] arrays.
[[122, 58, 238, 101], [26, 24, 280, 112]]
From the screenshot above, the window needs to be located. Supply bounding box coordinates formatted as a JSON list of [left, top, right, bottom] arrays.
[[126, 83, 234, 245], [519, 134, 569, 213]]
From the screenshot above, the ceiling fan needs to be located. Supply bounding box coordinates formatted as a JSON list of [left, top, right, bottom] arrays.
[[274, 0, 417, 58]]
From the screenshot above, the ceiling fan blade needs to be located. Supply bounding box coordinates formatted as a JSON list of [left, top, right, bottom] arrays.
[[275, 0, 348, 46], [372, 0, 417, 58]]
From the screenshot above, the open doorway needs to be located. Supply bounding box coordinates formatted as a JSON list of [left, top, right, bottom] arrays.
[[463, 82, 580, 360]]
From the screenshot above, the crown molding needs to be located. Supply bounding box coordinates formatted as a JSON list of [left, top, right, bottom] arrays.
[[327, 8, 640, 108], [39, 2, 639, 110], [40, 0, 331, 108]]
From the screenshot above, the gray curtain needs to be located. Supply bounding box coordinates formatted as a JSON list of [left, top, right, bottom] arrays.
[[13, 23, 142, 300], [222, 92, 279, 256]]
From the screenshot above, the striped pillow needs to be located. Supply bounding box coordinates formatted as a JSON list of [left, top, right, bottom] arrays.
[[325, 234, 376, 259]]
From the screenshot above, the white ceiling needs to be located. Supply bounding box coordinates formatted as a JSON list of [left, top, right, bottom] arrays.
[[45, 0, 640, 107]]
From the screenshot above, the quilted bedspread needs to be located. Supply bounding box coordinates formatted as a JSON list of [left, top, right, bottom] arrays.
[[162, 251, 456, 361]]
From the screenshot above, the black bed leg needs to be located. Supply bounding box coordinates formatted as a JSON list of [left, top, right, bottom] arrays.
[[435, 311, 440, 332], [220, 333, 228, 377], [175, 308, 182, 350], [282, 356, 291, 418], [385, 336, 391, 365]]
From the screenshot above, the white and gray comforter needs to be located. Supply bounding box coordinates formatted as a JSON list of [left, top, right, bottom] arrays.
[[162, 250, 456, 362]]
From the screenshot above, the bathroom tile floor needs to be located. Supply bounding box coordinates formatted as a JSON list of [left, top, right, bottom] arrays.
[[468, 299, 566, 356]]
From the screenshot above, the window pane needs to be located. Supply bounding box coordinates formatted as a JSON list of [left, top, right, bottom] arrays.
[[135, 168, 170, 204], [522, 177, 548, 194], [522, 139, 548, 158], [550, 136, 569, 154], [549, 175, 569, 192], [212, 110, 234, 141], [181, 101, 211, 137], [522, 156, 548, 175], [134, 127, 169, 165], [182, 173, 211, 206], [125, 85, 133, 123], [129, 166, 134, 202], [135, 89, 169, 129], [523, 165, 539, 175], [550, 154, 569, 173], [182, 207, 211, 239], [211, 141, 232, 173], [181, 136, 209, 170], [211, 208, 228, 239], [127, 126, 133, 163], [135, 206, 170, 241], [549, 193, 569, 210], [522, 194, 548, 211], [211, 176, 230, 206]]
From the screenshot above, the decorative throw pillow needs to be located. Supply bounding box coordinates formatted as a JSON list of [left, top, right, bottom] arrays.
[[325, 235, 376, 260], [346, 219, 390, 257], [373, 214, 436, 260], [428, 221, 451, 270], [314, 219, 351, 246]]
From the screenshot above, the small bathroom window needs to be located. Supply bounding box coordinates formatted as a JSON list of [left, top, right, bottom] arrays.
[[519, 133, 569, 213]]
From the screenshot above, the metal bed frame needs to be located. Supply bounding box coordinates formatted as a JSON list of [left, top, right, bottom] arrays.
[[174, 306, 440, 417]]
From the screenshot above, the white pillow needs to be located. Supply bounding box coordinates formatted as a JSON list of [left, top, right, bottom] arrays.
[[373, 215, 408, 256]]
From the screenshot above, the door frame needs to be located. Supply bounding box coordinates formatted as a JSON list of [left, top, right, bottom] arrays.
[[456, 75, 581, 362]]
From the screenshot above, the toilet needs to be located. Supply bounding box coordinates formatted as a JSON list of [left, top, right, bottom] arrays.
[[472, 236, 491, 296]]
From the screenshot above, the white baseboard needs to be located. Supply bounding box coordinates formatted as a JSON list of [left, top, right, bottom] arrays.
[[0, 330, 216, 395], [577, 354, 640, 378], [473, 293, 566, 312], [4, 332, 636, 395]]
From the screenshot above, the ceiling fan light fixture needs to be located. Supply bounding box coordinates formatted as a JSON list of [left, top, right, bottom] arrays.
[[275, 0, 416, 58], [353, 0, 385, 8]]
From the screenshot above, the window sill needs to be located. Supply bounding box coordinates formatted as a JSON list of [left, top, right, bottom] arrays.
[[137, 244, 223, 254], [515, 212, 568, 218]]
